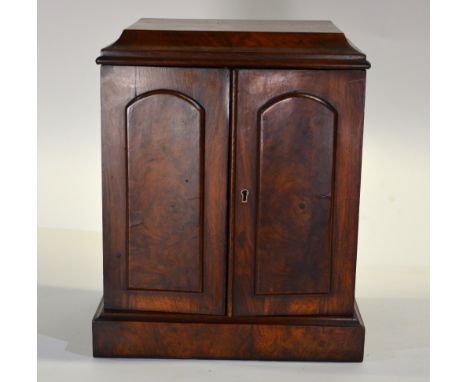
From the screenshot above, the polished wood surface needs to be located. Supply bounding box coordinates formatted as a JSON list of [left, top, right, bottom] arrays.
[[97, 19, 370, 69], [254, 92, 335, 296], [94, 19, 369, 361], [101, 66, 229, 314], [232, 69, 365, 316], [93, 299, 365, 361], [127, 90, 205, 292]]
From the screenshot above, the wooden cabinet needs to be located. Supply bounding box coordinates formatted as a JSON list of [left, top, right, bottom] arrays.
[[92, 19, 370, 362]]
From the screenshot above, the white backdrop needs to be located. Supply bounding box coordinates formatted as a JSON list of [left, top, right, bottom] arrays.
[[38, 1, 429, 381]]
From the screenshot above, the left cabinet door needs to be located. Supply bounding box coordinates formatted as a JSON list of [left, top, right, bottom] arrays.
[[101, 67, 229, 314]]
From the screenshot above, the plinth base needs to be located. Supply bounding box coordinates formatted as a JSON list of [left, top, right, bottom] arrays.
[[92, 299, 365, 362]]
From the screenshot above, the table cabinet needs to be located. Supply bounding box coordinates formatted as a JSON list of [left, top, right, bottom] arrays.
[[92, 19, 370, 362]]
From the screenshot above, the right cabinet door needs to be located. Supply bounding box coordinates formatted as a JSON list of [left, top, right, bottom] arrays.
[[232, 69, 366, 316]]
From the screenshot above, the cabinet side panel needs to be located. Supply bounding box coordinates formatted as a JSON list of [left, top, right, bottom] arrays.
[[127, 91, 204, 292]]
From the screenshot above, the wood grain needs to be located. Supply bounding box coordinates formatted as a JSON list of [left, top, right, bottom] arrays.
[[93, 298, 365, 361], [233, 69, 366, 316], [96, 19, 370, 69], [254, 93, 336, 296], [101, 67, 229, 314], [127, 90, 205, 292], [95, 19, 369, 361]]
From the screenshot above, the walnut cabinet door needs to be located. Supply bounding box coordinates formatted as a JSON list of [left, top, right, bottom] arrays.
[[101, 67, 229, 314], [232, 70, 366, 316]]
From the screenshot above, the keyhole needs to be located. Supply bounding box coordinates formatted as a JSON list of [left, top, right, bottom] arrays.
[[241, 189, 249, 203]]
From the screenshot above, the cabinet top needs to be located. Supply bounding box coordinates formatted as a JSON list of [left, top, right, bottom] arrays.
[[97, 18, 370, 69]]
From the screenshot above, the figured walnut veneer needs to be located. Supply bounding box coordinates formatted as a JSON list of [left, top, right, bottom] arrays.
[[93, 19, 370, 362]]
